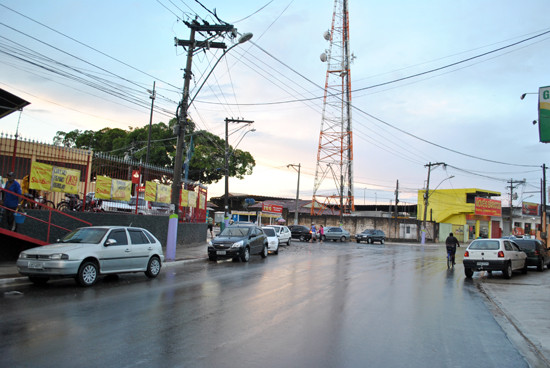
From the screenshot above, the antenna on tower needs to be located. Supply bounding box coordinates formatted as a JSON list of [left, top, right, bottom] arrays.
[[312, 0, 354, 221]]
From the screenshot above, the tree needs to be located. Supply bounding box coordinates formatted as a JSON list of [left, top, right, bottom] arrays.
[[52, 119, 255, 185]]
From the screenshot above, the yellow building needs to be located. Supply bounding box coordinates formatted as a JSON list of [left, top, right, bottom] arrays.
[[417, 188, 501, 243]]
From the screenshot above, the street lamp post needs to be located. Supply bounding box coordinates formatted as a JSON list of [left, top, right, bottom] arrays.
[[422, 168, 453, 244], [224, 119, 254, 220], [287, 163, 301, 225]]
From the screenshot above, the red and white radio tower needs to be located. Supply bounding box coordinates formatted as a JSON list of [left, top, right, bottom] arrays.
[[312, 0, 354, 218]]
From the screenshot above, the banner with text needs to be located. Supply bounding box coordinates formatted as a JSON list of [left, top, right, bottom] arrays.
[[475, 197, 502, 217], [29, 162, 53, 191], [111, 179, 131, 201], [95, 176, 112, 199]]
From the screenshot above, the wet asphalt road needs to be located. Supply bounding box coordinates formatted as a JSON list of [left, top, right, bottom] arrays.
[[0, 241, 529, 368]]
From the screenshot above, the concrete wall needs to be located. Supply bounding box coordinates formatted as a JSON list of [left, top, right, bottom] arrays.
[[289, 214, 434, 242]]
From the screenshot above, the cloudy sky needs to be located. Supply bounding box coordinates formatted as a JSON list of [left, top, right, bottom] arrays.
[[1, 0, 549, 207]]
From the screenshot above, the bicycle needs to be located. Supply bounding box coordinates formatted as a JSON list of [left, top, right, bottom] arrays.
[[20, 192, 56, 210], [447, 250, 455, 269]]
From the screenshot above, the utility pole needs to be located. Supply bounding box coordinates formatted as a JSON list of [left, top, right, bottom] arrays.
[[507, 178, 526, 235], [422, 162, 445, 244], [172, 22, 235, 214], [394, 180, 399, 239], [224, 118, 254, 219], [288, 163, 301, 225], [542, 164, 547, 246], [145, 81, 156, 182]]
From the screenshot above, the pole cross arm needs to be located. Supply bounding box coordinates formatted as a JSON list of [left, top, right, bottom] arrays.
[[175, 39, 227, 49]]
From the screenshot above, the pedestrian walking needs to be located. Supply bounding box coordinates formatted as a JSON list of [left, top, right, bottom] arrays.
[[319, 225, 324, 242], [310, 223, 317, 242], [207, 215, 214, 238]]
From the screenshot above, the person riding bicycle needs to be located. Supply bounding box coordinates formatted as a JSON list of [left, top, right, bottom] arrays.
[[445, 232, 460, 265]]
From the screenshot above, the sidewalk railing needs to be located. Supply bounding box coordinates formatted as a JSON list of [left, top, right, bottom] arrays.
[[0, 187, 92, 243]]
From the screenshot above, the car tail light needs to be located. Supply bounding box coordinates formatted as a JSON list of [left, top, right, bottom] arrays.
[[498, 251, 505, 258], [464, 251, 469, 257], [148, 201, 152, 209], [535, 250, 540, 256]]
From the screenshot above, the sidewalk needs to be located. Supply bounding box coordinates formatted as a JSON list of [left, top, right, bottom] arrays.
[[0, 241, 209, 285]]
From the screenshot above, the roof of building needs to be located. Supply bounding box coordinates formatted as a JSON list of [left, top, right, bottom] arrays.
[[0, 88, 30, 119]]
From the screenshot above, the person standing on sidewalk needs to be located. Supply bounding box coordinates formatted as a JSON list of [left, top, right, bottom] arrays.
[[2, 172, 22, 231]]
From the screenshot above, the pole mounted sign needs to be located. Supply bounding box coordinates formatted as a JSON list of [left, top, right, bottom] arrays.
[[539, 86, 550, 143]]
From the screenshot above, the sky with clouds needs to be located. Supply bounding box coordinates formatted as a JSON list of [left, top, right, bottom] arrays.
[[1, 0, 549, 207]]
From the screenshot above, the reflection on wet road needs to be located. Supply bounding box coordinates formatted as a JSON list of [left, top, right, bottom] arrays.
[[0, 242, 528, 367]]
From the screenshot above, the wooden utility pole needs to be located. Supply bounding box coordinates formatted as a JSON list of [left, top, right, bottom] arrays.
[[422, 162, 445, 244]]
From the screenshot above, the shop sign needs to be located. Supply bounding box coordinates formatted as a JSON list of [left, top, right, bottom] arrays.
[[475, 197, 501, 217], [539, 86, 550, 143], [262, 203, 283, 214], [522, 201, 539, 216]]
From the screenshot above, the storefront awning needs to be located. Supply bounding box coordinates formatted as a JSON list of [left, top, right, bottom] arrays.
[[0, 88, 30, 119]]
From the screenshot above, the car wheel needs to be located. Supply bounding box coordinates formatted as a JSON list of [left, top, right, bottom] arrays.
[[240, 247, 250, 262], [340, 236, 346, 242], [356, 239, 361, 243], [380, 239, 385, 244], [368, 238, 373, 244], [209, 254, 218, 262], [503, 262, 513, 279], [29, 276, 49, 285], [274, 244, 279, 255], [464, 268, 474, 278], [522, 262, 528, 274], [145, 256, 161, 278], [299, 235, 306, 242], [260, 244, 268, 259], [538, 258, 544, 272], [76, 261, 99, 287]]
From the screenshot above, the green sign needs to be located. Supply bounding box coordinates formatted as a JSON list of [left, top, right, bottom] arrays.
[[539, 86, 550, 143]]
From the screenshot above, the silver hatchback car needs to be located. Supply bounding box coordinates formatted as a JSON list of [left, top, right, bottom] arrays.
[[17, 226, 164, 286]]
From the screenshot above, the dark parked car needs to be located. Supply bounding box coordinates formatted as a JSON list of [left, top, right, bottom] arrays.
[[514, 238, 550, 272], [208, 224, 268, 262], [288, 225, 312, 242], [355, 229, 386, 244]]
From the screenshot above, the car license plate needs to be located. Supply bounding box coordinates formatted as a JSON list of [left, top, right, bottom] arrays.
[[216, 251, 226, 255], [28, 261, 44, 269], [477, 262, 489, 266]]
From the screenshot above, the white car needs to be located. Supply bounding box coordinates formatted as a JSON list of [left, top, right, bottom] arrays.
[[463, 238, 527, 279], [268, 225, 291, 245], [262, 226, 279, 255], [17, 226, 164, 286]]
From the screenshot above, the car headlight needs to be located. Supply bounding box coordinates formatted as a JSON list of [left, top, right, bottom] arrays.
[[231, 240, 244, 248], [19, 253, 29, 259], [208, 240, 213, 246], [50, 253, 69, 260]]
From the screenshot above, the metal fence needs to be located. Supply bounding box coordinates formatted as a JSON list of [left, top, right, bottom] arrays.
[[0, 133, 207, 222]]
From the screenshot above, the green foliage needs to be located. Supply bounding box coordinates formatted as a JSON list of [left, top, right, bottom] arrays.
[[52, 118, 255, 185]]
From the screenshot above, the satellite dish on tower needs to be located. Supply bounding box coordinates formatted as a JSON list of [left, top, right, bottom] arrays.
[[323, 30, 331, 40], [320, 52, 327, 62]]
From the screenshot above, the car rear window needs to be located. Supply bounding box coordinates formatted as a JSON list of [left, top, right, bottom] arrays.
[[469, 240, 500, 250], [514, 240, 537, 250]]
